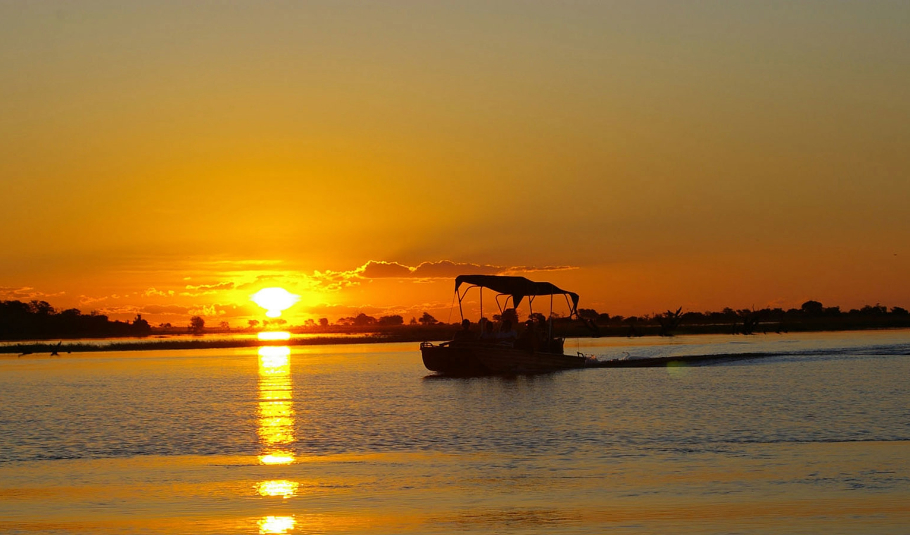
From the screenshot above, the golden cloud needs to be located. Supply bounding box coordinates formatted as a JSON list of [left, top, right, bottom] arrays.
[[304, 260, 577, 290]]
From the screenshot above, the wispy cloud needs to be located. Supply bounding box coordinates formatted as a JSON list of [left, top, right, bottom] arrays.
[[91, 305, 141, 316], [308, 269, 363, 292], [359, 261, 414, 279], [235, 274, 286, 290], [144, 287, 175, 297], [188, 304, 226, 317], [79, 295, 110, 305], [0, 286, 66, 300], [140, 304, 192, 316], [180, 281, 237, 297], [185, 282, 235, 291], [138, 303, 248, 320], [305, 260, 577, 290]]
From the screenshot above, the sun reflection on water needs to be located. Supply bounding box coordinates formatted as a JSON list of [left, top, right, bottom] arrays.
[[258, 346, 296, 461], [258, 356, 295, 454], [258, 515, 296, 534], [258, 452, 296, 466], [257, 345, 299, 529], [259, 345, 291, 366], [256, 480, 299, 499]]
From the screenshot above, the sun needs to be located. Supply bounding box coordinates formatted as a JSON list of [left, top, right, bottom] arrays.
[[251, 287, 300, 318]]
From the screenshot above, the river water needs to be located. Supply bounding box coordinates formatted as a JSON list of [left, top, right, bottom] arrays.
[[1, 330, 908, 534]]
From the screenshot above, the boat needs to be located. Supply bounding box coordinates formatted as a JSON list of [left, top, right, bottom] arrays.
[[420, 274, 587, 375]]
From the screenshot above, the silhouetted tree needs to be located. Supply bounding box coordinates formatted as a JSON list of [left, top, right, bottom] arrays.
[[801, 300, 824, 315], [318, 318, 329, 328], [132, 314, 151, 336], [737, 308, 762, 335], [656, 307, 683, 336], [189, 316, 205, 334], [577, 308, 599, 321], [418, 312, 437, 325], [501, 308, 519, 326], [859, 304, 887, 316], [248, 319, 260, 329], [353, 313, 377, 326], [29, 300, 55, 316], [378, 314, 404, 326]]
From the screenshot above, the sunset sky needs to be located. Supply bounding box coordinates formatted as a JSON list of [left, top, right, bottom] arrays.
[[2, 1, 908, 326]]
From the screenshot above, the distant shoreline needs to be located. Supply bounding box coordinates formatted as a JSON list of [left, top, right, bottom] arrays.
[[0, 333, 421, 355], [5, 298, 909, 354], [2, 324, 909, 356]]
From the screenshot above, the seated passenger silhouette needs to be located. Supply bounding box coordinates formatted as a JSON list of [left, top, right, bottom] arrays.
[[453, 319, 475, 340], [496, 319, 518, 341], [480, 320, 497, 340]]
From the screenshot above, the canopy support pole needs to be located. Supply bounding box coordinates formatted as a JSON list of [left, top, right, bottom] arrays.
[[549, 294, 554, 340]]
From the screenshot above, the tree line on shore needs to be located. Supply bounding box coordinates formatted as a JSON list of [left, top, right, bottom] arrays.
[[574, 300, 910, 336], [308, 301, 910, 336], [0, 300, 150, 340], [190, 301, 910, 338], [2, 298, 909, 341]]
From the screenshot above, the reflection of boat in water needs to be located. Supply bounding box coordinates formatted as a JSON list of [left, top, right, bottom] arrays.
[[420, 275, 586, 375]]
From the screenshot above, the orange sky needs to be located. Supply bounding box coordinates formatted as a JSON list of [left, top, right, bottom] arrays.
[[1, 2, 909, 326]]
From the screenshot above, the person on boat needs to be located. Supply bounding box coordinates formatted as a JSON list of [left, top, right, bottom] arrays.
[[480, 320, 497, 340], [453, 319, 475, 340], [517, 318, 540, 351], [496, 319, 518, 341]]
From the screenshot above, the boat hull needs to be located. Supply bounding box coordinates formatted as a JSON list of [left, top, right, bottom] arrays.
[[420, 341, 585, 375]]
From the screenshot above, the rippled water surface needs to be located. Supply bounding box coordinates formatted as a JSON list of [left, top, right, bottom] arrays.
[[1, 331, 909, 534]]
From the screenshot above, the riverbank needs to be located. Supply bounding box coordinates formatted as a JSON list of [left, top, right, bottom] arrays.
[[0, 334, 407, 355], [2, 323, 909, 356]]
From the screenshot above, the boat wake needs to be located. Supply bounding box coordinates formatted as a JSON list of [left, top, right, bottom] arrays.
[[579, 341, 910, 368]]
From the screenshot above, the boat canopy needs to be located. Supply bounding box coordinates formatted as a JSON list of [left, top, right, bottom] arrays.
[[454, 275, 579, 316]]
